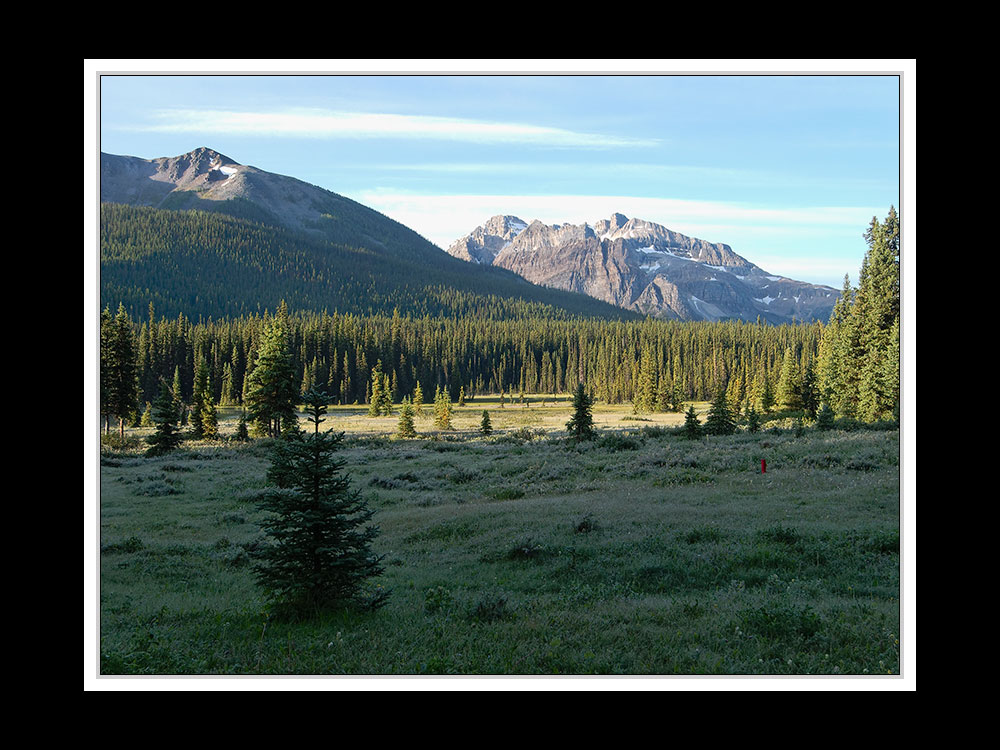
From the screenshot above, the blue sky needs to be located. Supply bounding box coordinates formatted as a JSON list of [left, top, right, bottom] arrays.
[[95, 62, 907, 289]]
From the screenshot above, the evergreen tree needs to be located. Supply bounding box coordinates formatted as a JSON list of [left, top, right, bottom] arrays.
[[882, 316, 901, 421], [655, 377, 671, 413], [367, 360, 392, 417], [189, 358, 210, 437], [368, 363, 384, 417], [245, 304, 298, 437], [413, 381, 424, 416], [776, 348, 802, 411], [759, 376, 775, 414], [634, 346, 657, 414], [139, 401, 153, 428], [172, 366, 186, 425], [745, 404, 761, 433], [103, 303, 140, 439], [220, 362, 235, 406], [818, 207, 901, 422], [235, 408, 250, 441], [100, 307, 113, 433], [704, 389, 736, 436], [395, 397, 417, 438], [565, 383, 595, 441], [670, 380, 684, 413], [815, 401, 836, 431], [480, 409, 493, 436], [800, 360, 820, 419], [201, 379, 219, 439], [146, 381, 183, 456], [433, 386, 453, 430], [682, 405, 701, 439], [254, 388, 387, 617], [458, 386, 466, 407], [860, 206, 900, 346], [726, 373, 744, 418]]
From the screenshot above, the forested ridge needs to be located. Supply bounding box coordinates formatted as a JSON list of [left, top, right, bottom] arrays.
[[100, 203, 637, 322]]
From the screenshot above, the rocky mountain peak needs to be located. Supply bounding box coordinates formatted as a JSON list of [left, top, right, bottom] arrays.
[[101, 147, 343, 236], [446, 212, 839, 324], [609, 212, 630, 230]]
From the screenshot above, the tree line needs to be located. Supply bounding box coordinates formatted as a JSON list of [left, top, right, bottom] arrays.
[[101, 303, 826, 428]]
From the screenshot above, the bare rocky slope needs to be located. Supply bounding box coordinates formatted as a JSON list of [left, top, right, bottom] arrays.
[[100, 147, 366, 238], [447, 212, 838, 323]]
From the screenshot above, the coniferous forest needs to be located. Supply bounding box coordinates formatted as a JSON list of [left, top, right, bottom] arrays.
[[100, 205, 900, 432]]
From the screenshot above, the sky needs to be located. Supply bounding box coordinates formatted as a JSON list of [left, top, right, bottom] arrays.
[[92, 61, 908, 290]]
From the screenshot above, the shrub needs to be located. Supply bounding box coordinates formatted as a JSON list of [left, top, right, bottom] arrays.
[[101, 536, 144, 554], [574, 513, 597, 534], [601, 432, 641, 452], [469, 592, 510, 623], [424, 586, 453, 615]]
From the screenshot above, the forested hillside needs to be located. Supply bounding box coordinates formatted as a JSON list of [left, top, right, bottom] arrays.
[[100, 203, 637, 322]]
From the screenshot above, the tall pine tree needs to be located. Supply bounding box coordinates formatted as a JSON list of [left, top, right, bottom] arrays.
[[102, 303, 139, 440], [819, 207, 901, 422], [245, 303, 298, 437]]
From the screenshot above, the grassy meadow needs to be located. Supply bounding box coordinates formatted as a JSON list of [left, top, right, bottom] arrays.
[[96, 397, 902, 678]]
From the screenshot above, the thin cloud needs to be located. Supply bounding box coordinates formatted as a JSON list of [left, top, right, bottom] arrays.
[[137, 107, 658, 148]]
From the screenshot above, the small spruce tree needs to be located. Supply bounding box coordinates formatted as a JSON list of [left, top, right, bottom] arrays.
[[146, 381, 184, 456], [254, 388, 387, 617], [704, 390, 736, 436], [815, 401, 836, 431], [683, 405, 701, 439], [480, 409, 493, 436], [368, 361, 387, 417], [434, 386, 453, 430], [565, 383, 596, 441], [395, 397, 417, 439], [745, 404, 761, 434], [235, 408, 250, 441], [201, 381, 219, 440], [413, 381, 424, 416]]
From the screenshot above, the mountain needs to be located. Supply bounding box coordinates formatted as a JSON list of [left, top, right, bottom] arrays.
[[447, 212, 838, 324], [101, 146, 435, 249], [99, 148, 639, 322]]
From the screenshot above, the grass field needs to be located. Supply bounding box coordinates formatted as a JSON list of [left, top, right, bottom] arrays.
[[94, 398, 903, 679]]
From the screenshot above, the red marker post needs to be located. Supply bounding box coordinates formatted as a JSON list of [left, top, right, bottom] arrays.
[[761, 459, 767, 474]]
